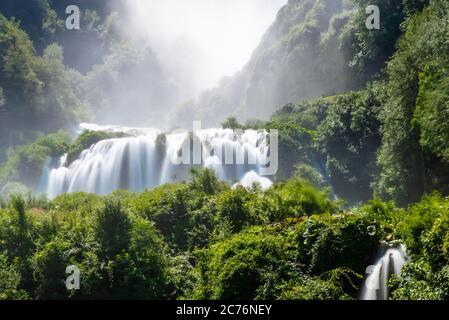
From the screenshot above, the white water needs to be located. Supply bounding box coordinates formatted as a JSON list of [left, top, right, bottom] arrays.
[[361, 241, 409, 300], [235, 171, 273, 191], [39, 124, 273, 198]]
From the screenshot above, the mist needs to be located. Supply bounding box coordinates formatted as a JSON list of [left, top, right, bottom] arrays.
[[118, 0, 287, 99]]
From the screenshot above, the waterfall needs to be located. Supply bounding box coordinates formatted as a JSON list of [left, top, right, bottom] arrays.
[[39, 124, 274, 199], [360, 241, 409, 300]]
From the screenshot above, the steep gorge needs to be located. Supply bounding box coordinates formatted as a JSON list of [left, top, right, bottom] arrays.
[[176, 0, 360, 127]]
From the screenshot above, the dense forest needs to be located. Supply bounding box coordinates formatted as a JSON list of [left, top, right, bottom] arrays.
[[2, 171, 448, 300], [1, 0, 449, 300]]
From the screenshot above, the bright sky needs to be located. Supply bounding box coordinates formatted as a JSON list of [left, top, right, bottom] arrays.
[[124, 0, 287, 90]]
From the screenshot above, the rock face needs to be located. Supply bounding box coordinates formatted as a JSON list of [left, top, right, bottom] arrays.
[[178, 0, 360, 127]]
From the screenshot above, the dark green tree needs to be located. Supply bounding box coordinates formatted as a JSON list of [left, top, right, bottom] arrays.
[[316, 85, 384, 203]]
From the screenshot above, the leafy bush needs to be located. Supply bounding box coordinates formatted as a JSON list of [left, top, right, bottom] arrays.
[[414, 66, 449, 163], [296, 214, 380, 276], [316, 85, 385, 203], [190, 226, 294, 300], [0, 14, 87, 149], [376, 0, 449, 205], [397, 193, 449, 255], [0, 253, 29, 300], [264, 178, 337, 221], [0, 131, 71, 189], [279, 268, 359, 300], [390, 195, 449, 300], [294, 163, 330, 190]]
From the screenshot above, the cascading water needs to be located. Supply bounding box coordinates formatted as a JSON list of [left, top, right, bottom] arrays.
[[39, 124, 274, 199], [360, 241, 409, 300]]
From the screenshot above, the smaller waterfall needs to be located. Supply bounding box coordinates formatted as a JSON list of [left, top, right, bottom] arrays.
[[361, 241, 409, 300]]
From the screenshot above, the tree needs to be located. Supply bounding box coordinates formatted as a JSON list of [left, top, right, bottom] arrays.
[[376, 0, 449, 205], [0, 195, 35, 292], [214, 188, 253, 233], [189, 168, 224, 195], [0, 0, 59, 52], [95, 199, 131, 260], [4, 196, 33, 260], [316, 85, 384, 203], [348, 0, 407, 76], [0, 253, 28, 300], [0, 14, 86, 149], [221, 117, 244, 130], [112, 216, 170, 299], [191, 226, 293, 300], [30, 239, 72, 299], [265, 100, 328, 179]]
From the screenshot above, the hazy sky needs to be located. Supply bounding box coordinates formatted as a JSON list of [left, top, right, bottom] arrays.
[[123, 0, 287, 92]]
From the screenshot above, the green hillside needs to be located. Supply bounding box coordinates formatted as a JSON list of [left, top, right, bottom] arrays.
[[1, 0, 449, 301]]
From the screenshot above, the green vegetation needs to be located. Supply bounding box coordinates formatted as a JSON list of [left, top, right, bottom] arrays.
[[0, 1, 174, 162], [375, 0, 449, 205], [225, 0, 449, 207], [1, 0, 449, 301], [0, 131, 71, 192], [0, 129, 129, 199], [2, 0, 448, 207], [179, 0, 432, 126], [0, 13, 87, 162], [316, 84, 385, 203], [0, 169, 447, 300]]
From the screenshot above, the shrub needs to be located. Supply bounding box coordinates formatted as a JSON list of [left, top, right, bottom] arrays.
[[264, 178, 337, 221], [296, 214, 380, 276], [190, 226, 294, 300]]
